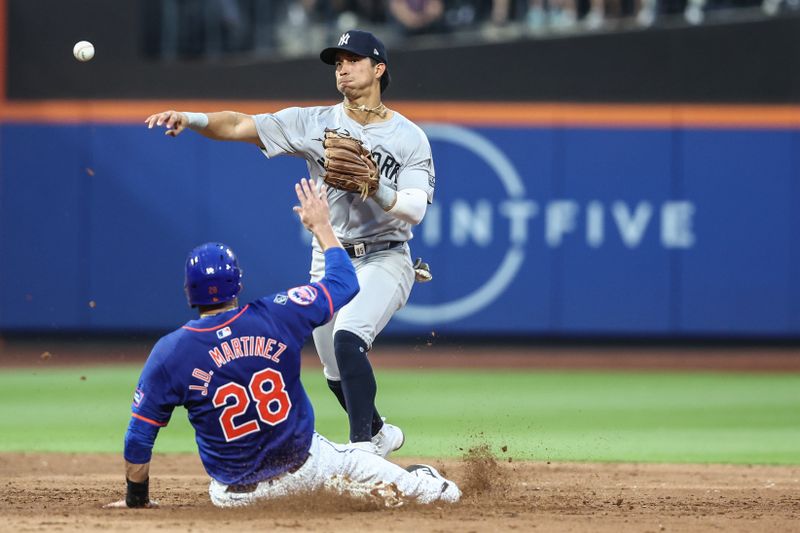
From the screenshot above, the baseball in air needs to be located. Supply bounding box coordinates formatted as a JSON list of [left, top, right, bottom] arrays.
[[73, 41, 95, 62]]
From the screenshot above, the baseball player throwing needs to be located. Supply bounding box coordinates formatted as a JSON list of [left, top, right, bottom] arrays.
[[145, 30, 435, 456], [106, 179, 459, 509]]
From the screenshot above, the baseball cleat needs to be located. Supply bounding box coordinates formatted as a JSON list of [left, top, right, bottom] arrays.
[[372, 420, 405, 458], [405, 464, 461, 503]]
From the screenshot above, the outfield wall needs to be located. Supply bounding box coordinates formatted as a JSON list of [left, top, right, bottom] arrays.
[[2, 5, 799, 338], [2, 112, 799, 337]]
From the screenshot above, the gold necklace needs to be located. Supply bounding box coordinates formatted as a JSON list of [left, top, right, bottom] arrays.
[[343, 101, 388, 119]]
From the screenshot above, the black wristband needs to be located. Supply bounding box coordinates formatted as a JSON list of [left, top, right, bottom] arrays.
[[126, 477, 149, 508]]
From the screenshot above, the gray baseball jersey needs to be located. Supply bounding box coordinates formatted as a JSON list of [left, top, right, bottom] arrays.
[[253, 104, 435, 245]]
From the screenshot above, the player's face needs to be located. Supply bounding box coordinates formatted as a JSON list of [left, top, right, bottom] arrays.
[[334, 52, 382, 97]]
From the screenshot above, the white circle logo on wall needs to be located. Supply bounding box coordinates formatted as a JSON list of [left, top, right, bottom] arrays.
[[396, 124, 527, 325]]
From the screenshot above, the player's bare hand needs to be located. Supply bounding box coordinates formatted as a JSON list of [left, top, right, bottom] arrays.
[[144, 110, 187, 137], [103, 499, 159, 509], [293, 178, 330, 232]]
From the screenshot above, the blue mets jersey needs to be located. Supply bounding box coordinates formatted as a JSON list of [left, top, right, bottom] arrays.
[[124, 247, 358, 485]]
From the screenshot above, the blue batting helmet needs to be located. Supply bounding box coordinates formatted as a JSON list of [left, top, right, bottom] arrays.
[[184, 243, 242, 307]]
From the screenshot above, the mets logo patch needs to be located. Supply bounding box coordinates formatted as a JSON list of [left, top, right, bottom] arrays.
[[288, 285, 318, 306], [133, 388, 144, 407]]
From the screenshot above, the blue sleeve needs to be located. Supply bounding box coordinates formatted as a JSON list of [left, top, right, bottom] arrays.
[[124, 417, 160, 464], [257, 248, 358, 330], [123, 338, 182, 463], [318, 247, 359, 311], [130, 338, 181, 429]]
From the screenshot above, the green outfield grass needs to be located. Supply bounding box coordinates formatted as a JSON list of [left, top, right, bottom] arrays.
[[1, 365, 798, 464]]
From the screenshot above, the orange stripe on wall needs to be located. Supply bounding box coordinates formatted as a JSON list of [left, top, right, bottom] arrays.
[[0, 100, 799, 128]]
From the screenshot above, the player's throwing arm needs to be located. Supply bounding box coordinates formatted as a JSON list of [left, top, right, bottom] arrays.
[[145, 110, 260, 143]]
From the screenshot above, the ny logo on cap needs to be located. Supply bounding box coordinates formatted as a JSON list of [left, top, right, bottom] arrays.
[[338, 33, 350, 46]]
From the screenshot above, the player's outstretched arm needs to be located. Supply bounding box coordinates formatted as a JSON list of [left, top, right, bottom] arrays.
[[144, 110, 260, 144], [107, 397, 167, 509], [293, 178, 341, 251], [293, 178, 359, 308]]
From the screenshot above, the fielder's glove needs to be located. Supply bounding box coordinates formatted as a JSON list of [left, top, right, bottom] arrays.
[[322, 129, 379, 200], [413, 257, 432, 283]]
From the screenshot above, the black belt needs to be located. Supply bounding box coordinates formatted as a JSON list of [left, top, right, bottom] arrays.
[[342, 241, 404, 258], [225, 453, 309, 493]]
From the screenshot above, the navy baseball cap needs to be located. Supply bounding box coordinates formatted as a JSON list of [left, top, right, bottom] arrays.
[[320, 30, 391, 93]]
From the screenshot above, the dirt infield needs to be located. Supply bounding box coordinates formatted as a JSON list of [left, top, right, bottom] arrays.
[[2, 341, 799, 531], [2, 452, 799, 533]]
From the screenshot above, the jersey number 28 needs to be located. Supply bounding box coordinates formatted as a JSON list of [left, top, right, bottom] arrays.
[[212, 368, 292, 442]]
